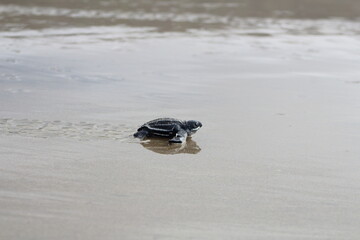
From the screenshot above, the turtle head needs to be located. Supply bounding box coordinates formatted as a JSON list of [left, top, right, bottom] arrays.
[[185, 120, 202, 135]]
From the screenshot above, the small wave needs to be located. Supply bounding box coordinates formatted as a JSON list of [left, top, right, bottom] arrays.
[[1, 4, 359, 35]]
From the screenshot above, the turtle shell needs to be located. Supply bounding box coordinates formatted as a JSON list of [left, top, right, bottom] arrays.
[[138, 118, 185, 137]]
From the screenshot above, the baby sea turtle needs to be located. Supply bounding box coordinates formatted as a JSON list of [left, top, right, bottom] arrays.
[[133, 118, 202, 143]]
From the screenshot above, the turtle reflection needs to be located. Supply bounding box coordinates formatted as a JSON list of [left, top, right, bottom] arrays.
[[141, 138, 201, 155]]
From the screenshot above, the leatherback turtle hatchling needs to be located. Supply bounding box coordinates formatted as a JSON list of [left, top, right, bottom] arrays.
[[134, 118, 202, 143]]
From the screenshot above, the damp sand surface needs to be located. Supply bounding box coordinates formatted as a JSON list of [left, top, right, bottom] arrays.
[[1, 1, 360, 239]]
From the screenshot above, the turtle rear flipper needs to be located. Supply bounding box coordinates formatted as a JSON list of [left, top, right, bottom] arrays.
[[169, 129, 188, 144], [134, 129, 149, 139]]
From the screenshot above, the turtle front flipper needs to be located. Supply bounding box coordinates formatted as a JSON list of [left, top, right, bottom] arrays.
[[169, 129, 188, 144], [134, 129, 149, 139]]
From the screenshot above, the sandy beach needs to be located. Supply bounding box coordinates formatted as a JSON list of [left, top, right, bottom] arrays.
[[1, 1, 360, 239]]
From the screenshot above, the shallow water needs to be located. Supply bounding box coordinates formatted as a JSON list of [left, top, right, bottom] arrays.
[[1, 1, 360, 239]]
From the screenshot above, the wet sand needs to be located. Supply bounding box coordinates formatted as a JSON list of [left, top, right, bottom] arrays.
[[1, 1, 360, 239]]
